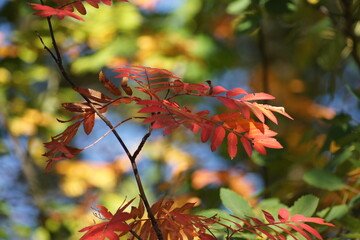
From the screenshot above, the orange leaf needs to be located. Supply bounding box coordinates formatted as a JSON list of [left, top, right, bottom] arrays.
[[241, 92, 275, 101], [255, 138, 283, 149], [253, 141, 266, 155], [99, 71, 122, 96], [200, 124, 213, 143], [96, 205, 113, 220], [83, 113, 95, 135], [73, 87, 112, 103], [62, 102, 92, 112], [73, 1, 86, 15], [226, 88, 248, 97], [211, 126, 225, 151], [240, 136, 252, 156], [216, 97, 238, 109], [85, 0, 100, 8], [253, 103, 278, 124], [212, 86, 227, 95], [244, 102, 265, 123], [121, 77, 133, 96], [227, 132, 238, 159]]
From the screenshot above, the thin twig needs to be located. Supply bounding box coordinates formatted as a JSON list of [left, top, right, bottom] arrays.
[[130, 229, 143, 240], [36, 31, 57, 61], [82, 117, 146, 150], [127, 124, 164, 239]]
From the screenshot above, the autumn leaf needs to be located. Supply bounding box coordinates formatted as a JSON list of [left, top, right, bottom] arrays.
[[226, 88, 248, 97], [240, 92, 275, 101], [28, 3, 85, 21], [211, 126, 226, 151], [112, 65, 293, 159], [83, 113, 95, 135], [227, 132, 238, 159], [99, 71, 122, 96], [74, 87, 113, 103], [45, 65, 293, 171], [29, 0, 129, 22], [240, 136, 252, 156], [121, 77, 133, 96], [79, 203, 133, 240]]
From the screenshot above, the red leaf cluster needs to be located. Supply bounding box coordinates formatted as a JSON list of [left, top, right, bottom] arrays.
[[225, 208, 335, 240], [79, 199, 134, 240], [79, 198, 334, 240], [79, 198, 215, 240], [29, 0, 128, 21], [44, 65, 293, 171], [113, 65, 292, 159], [43, 71, 136, 171], [128, 198, 215, 240]]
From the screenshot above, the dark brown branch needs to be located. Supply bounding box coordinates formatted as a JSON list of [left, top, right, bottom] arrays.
[[130, 229, 143, 240], [128, 125, 164, 239], [37, 1, 163, 238], [133, 126, 153, 161]]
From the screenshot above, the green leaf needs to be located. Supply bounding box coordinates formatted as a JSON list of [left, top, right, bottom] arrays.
[[317, 205, 348, 222], [227, 0, 251, 15], [303, 169, 345, 191], [290, 194, 319, 217], [338, 214, 360, 232], [220, 188, 254, 218]]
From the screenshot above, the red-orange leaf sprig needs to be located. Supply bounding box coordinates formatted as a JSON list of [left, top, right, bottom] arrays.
[[29, 0, 129, 21], [43, 71, 137, 172], [44, 65, 292, 170], [80, 198, 217, 240], [222, 208, 334, 240], [127, 197, 216, 240], [79, 198, 334, 240], [113, 65, 293, 159], [79, 198, 134, 240]]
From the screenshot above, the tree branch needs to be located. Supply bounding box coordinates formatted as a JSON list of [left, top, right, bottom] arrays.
[[37, 1, 163, 238]]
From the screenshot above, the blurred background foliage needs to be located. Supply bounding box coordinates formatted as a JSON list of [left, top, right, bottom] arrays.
[[0, 0, 360, 239]]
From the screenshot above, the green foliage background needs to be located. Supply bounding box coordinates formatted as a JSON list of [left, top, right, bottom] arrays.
[[0, 0, 360, 239]]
